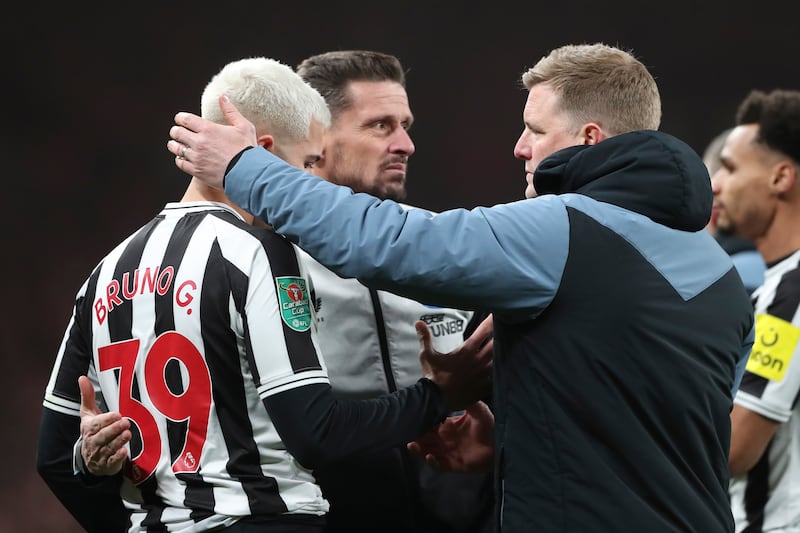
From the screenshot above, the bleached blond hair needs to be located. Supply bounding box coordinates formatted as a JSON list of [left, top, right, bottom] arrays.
[[201, 57, 331, 143]]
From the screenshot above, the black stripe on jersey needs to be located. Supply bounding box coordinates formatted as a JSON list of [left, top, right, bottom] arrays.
[[157, 215, 191, 461], [771, 268, 800, 410], [181, 472, 215, 522], [108, 219, 161, 343], [766, 267, 800, 322], [155, 212, 217, 523], [109, 221, 155, 458], [742, 266, 800, 400], [154, 208, 204, 333], [138, 479, 168, 533], [743, 442, 771, 533], [108, 218, 169, 528], [202, 239, 288, 514], [739, 372, 769, 400], [52, 265, 102, 404], [258, 230, 321, 373]]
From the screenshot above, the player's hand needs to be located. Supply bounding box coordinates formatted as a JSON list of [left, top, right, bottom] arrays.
[[408, 401, 495, 473], [167, 94, 257, 189], [419, 314, 493, 411], [78, 376, 131, 476]]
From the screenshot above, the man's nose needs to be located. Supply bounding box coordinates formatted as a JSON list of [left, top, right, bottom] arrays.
[[390, 128, 415, 156], [513, 131, 530, 160]]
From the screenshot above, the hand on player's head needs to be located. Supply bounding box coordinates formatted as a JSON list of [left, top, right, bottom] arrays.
[[167, 94, 258, 190]]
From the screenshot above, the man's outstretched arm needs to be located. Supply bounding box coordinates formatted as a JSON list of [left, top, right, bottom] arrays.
[[167, 95, 568, 317]]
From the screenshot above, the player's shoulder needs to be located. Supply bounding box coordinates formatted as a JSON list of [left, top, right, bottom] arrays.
[[760, 251, 800, 301], [775, 258, 800, 289], [204, 209, 289, 245]]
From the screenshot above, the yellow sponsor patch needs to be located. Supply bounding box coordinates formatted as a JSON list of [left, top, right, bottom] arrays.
[[746, 313, 800, 382]]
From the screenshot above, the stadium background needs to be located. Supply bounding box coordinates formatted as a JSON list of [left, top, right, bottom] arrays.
[[4, 3, 800, 531]]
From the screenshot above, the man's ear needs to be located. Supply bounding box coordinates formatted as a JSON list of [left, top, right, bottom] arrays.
[[772, 160, 798, 195], [579, 123, 607, 145], [313, 146, 328, 171], [257, 134, 275, 151]]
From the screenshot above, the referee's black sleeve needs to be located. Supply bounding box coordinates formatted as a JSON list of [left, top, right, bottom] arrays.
[[263, 380, 447, 470]]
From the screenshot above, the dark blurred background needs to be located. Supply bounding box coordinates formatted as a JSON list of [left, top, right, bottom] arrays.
[[4, 2, 800, 531]]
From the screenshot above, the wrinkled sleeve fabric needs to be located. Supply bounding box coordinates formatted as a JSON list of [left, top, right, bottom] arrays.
[[264, 379, 447, 470], [37, 409, 128, 532], [731, 250, 766, 294], [225, 148, 568, 320], [733, 323, 756, 396]]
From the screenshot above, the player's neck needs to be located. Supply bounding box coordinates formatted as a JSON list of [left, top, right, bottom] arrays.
[[755, 201, 800, 263], [181, 178, 255, 225]]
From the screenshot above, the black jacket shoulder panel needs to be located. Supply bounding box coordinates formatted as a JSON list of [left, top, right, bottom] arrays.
[[533, 130, 712, 231]]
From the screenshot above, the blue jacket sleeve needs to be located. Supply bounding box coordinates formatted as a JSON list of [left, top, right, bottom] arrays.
[[225, 148, 568, 320], [730, 250, 766, 294]]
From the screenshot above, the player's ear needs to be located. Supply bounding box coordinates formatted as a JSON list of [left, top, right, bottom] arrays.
[[257, 134, 275, 151], [771, 159, 797, 195]]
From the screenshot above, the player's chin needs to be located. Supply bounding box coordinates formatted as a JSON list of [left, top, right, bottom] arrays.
[[384, 187, 407, 202], [381, 174, 405, 196], [715, 218, 734, 234], [381, 183, 406, 202]]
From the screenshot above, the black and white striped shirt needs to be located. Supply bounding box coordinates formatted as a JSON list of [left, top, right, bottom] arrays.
[[730, 249, 800, 533], [44, 202, 331, 531]]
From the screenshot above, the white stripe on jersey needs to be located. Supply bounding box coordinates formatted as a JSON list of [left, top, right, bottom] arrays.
[[730, 249, 800, 533], [209, 211, 329, 392], [43, 202, 330, 532]]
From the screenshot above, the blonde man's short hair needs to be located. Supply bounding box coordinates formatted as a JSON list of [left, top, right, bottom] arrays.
[[522, 43, 661, 136]]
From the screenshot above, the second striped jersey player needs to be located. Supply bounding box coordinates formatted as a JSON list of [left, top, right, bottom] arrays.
[[710, 88, 800, 533], [730, 250, 800, 532]]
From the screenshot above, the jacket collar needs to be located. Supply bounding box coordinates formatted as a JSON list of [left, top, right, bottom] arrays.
[[533, 130, 712, 232]]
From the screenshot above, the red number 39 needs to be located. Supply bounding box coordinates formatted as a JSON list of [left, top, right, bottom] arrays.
[[98, 332, 212, 484]]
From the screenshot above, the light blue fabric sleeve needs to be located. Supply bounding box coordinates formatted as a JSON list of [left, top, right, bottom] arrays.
[[225, 148, 569, 319], [730, 250, 766, 292], [733, 323, 756, 397]]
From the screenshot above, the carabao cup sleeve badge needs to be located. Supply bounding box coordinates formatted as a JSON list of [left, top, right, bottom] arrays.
[[276, 277, 312, 332]]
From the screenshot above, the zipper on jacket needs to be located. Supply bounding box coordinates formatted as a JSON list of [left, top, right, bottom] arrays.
[[369, 288, 398, 392]]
